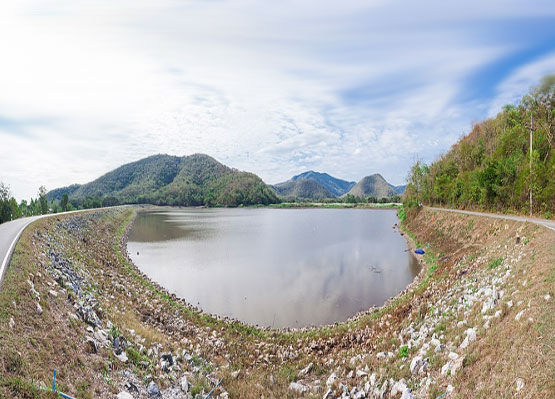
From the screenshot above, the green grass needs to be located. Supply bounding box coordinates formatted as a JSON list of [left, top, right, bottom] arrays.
[[399, 345, 409, 358], [488, 257, 504, 269], [467, 219, 474, 231]]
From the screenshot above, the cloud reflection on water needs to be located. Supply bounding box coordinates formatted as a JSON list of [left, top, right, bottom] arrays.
[[128, 208, 419, 328]]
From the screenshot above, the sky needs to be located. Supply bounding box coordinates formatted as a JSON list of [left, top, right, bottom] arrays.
[[1, 0, 554, 200]]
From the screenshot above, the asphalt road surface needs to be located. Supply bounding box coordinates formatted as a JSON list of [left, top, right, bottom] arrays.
[[0, 215, 44, 285], [426, 206, 555, 232]]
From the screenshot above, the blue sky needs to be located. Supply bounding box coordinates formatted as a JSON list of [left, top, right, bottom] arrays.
[[1, 0, 554, 200]]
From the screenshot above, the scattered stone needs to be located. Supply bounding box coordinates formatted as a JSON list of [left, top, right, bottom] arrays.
[[147, 381, 161, 398], [460, 328, 477, 349], [515, 310, 525, 321], [442, 353, 465, 376], [544, 294, 551, 301], [9, 317, 14, 329], [113, 337, 122, 355], [36, 302, 43, 315], [289, 382, 309, 394], [115, 351, 128, 363], [298, 362, 313, 377], [180, 375, 189, 393], [85, 337, 98, 354], [391, 380, 408, 396], [410, 356, 427, 375], [48, 290, 58, 298], [515, 378, 524, 391], [326, 373, 337, 387], [116, 392, 133, 399], [124, 382, 138, 394]]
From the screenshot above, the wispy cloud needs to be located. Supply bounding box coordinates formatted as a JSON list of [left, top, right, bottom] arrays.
[[0, 0, 554, 199]]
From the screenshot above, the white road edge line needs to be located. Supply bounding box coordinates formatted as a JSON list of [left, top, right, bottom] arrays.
[[0, 219, 35, 283]]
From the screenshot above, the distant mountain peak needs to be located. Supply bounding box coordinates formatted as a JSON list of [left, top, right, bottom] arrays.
[[277, 170, 355, 198], [344, 173, 398, 198]]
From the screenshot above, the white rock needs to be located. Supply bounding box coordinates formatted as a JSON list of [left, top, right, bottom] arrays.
[[180, 375, 189, 393], [326, 373, 337, 387], [9, 317, 14, 329], [516, 378, 524, 391], [460, 328, 477, 349], [448, 352, 459, 361], [376, 352, 387, 359], [36, 303, 43, 315], [323, 388, 334, 399], [299, 362, 313, 377], [400, 389, 414, 399], [410, 356, 422, 375], [48, 290, 58, 298], [289, 382, 309, 394], [447, 385, 454, 394], [391, 380, 407, 396], [515, 310, 525, 321], [544, 294, 551, 301], [356, 369, 368, 378], [115, 352, 128, 363], [116, 392, 133, 399]]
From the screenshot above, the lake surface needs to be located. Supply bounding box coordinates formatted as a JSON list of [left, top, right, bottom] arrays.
[[127, 208, 420, 328]]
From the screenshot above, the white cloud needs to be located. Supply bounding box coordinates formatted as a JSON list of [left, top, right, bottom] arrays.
[[0, 0, 554, 199], [489, 52, 555, 116]]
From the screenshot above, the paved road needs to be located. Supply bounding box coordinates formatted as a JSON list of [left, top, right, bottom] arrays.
[[0, 215, 45, 284], [426, 206, 555, 232]]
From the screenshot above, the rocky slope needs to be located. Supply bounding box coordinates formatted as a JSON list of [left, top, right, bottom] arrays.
[[0, 207, 552, 398]]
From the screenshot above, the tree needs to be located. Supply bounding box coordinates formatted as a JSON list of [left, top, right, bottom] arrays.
[[0, 182, 11, 223], [61, 193, 69, 212], [9, 198, 21, 219], [38, 186, 48, 215]]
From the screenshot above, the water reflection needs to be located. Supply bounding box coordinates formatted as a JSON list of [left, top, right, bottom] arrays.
[[128, 208, 420, 328]]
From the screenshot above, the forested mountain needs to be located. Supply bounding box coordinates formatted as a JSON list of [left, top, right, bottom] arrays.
[[271, 179, 333, 200], [404, 75, 554, 216], [272, 171, 355, 199], [290, 171, 356, 197], [344, 174, 398, 198], [47, 154, 279, 207]]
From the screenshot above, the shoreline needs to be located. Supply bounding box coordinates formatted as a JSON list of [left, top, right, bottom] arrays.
[[120, 205, 427, 334]]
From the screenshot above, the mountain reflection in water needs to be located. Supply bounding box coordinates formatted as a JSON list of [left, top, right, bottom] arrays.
[[128, 208, 420, 328]]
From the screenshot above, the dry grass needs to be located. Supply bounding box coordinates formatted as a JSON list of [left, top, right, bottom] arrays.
[[0, 207, 552, 398]]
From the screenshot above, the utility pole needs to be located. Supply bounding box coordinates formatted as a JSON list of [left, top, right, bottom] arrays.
[[530, 112, 533, 217]]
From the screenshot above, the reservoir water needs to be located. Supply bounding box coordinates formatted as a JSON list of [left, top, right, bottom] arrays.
[[127, 208, 420, 328]]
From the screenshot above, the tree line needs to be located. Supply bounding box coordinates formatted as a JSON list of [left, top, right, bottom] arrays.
[[0, 182, 120, 225], [404, 75, 554, 218]]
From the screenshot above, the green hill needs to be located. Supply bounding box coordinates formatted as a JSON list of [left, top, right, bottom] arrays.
[[271, 179, 333, 200], [404, 75, 554, 215], [47, 154, 279, 207], [344, 174, 398, 198], [289, 171, 355, 196]]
